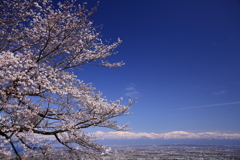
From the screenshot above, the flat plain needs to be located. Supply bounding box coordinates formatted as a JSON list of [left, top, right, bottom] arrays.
[[100, 144, 240, 160]]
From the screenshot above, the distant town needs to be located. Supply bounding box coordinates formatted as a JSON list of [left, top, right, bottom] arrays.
[[100, 144, 240, 160]]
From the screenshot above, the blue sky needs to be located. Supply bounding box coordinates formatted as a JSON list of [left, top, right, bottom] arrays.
[[69, 0, 240, 135]]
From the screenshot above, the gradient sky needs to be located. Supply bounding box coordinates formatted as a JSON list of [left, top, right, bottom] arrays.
[[68, 0, 240, 134]]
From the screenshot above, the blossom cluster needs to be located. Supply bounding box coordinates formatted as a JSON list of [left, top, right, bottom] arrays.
[[0, 0, 133, 159]]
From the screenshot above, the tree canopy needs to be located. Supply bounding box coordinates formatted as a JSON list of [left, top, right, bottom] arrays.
[[0, 0, 133, 159]]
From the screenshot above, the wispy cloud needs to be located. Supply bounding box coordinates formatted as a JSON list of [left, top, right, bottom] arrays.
[[125, 85, 135, 91], [93, 131, 240, 140], [213, 90, 227, 95], [175, 101, 240, 110], [125, 83, 139, 97]]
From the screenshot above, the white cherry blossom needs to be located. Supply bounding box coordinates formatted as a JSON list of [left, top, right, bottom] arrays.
[[0, 0, 134, 159]]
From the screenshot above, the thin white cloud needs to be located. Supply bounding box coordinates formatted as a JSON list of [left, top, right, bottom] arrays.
[[125, 83, 139, 97], [175, 101, 240, 110], [125, 91, 139, 97], [125, 86, 135, 91], [93, 131, 240, 140], [213, 90, 227, 95]]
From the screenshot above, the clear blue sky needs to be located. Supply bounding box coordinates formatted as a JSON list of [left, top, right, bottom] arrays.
[[66, 0, 240, 134]]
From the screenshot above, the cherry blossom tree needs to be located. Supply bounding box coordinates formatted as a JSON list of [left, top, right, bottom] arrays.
[[0, 0, 133, 159]]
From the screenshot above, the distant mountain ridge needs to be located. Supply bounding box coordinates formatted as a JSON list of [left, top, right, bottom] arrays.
[[97, 138, 240, 146], [93, 131, 240, 140]]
